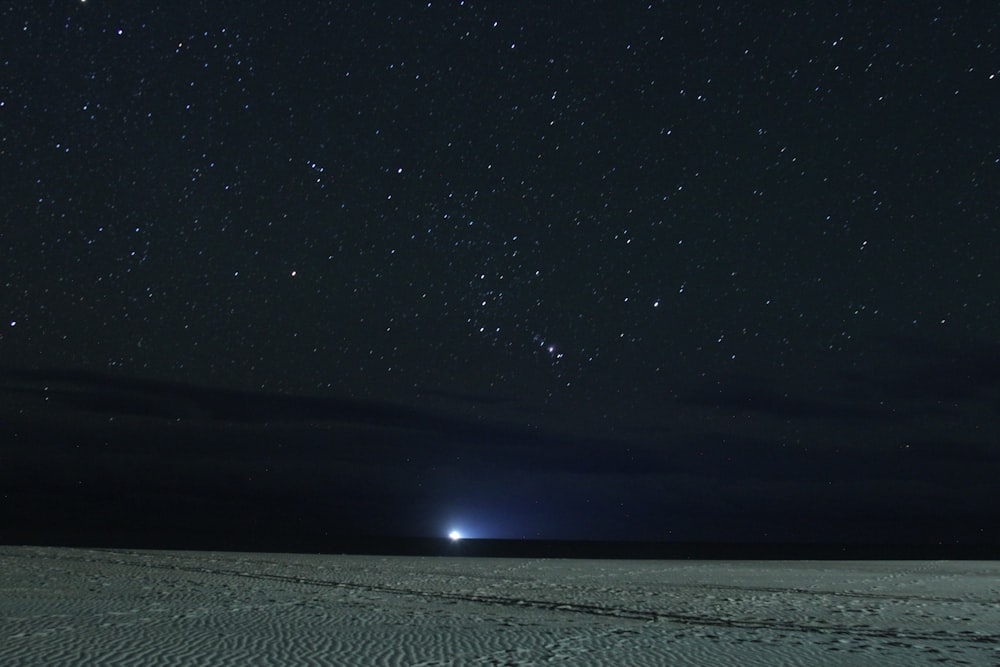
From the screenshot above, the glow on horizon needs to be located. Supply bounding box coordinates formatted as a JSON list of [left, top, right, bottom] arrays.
[[448, 530, 462, 541]]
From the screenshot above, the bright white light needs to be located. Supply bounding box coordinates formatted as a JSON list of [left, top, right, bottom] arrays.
[[448, 530, 462, 541]]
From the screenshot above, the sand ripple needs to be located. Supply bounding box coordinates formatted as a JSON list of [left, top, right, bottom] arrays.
[[1, 547, 997, 666]]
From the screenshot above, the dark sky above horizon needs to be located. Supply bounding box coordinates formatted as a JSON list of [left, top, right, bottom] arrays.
[[2, 2, 998, 547]]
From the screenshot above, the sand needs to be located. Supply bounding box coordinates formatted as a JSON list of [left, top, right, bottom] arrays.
[[1, 546, 997, 666]]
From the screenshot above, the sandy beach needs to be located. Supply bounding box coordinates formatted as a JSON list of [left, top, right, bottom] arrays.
[[1, 546, 997, 666]]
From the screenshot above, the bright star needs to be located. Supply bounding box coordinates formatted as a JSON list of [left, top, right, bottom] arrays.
[[449, 530, 462, 541]]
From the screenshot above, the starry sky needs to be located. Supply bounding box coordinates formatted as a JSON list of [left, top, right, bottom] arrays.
[[2, 2, 998, 549]]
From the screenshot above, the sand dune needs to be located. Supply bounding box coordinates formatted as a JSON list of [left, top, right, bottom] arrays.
[[1, 546, 997, 666]]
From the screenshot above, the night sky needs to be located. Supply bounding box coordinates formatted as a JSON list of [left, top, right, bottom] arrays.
[[2, 2, 998, 549]]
